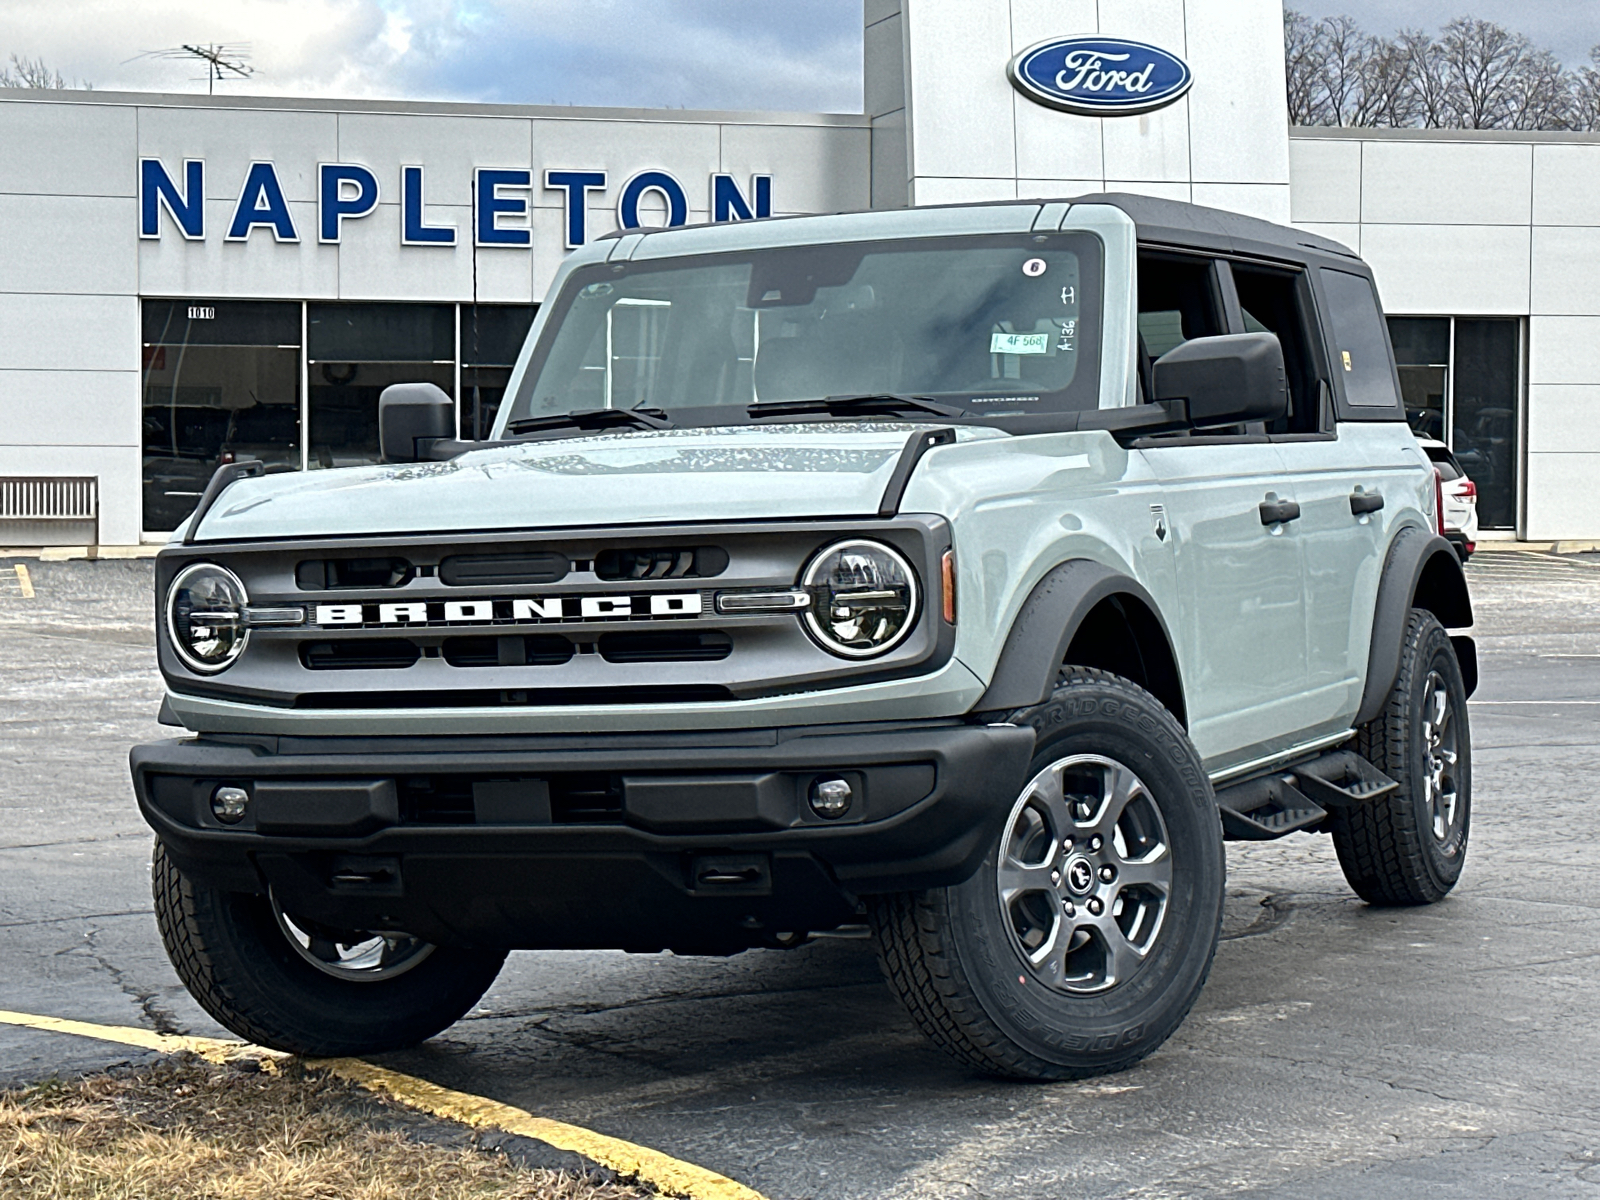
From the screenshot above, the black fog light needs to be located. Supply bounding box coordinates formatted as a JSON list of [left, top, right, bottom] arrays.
[[809, 777, 853, 819], [211, 785, 250, 824]]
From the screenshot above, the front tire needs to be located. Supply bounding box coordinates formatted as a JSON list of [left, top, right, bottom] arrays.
[[1331, 609, 1471, 905], [870, 668, 1225, 1080], [152, 841, 506, 1055]]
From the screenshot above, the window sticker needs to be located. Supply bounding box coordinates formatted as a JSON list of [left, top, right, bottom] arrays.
[[990, 332, 1050, 355], [1023, 257, 1048, 277]]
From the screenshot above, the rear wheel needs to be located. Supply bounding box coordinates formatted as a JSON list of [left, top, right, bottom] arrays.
[[1332, 609, 1471, 905], [152, 841, 506, 1055], [870, 668, 1225, 1080]]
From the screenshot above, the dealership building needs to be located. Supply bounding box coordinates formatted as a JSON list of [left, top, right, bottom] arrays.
[[1, 0, 1595, 545]]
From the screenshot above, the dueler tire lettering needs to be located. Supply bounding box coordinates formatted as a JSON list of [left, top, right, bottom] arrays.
[[868, 667, 1225, 1080]]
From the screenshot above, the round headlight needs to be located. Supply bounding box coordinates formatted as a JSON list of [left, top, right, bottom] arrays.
[[167, 563, 249, 673], [802, 539, 919, 658]]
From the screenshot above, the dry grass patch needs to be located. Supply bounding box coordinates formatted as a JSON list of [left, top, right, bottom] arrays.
[[0, 1053, 648, 1200]]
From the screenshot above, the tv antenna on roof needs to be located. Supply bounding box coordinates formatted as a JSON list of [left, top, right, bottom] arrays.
[[130, 43, 254, 95]]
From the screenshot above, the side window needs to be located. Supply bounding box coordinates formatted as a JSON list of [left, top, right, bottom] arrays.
[[1136, 252, 1226, 397], [1229, 262, 1328, 434], [1320, 269, 1402, 409]]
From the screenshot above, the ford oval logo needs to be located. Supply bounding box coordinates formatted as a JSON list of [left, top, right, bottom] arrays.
[[1007, 36, 1193, 116]]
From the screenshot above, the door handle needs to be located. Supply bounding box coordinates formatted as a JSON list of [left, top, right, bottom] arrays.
[[1349, 490, 1385, 516], [1259, 497, 1301, 526]]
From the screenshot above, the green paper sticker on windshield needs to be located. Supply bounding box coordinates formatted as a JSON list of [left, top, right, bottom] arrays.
[[990, 332, 1050, 356]]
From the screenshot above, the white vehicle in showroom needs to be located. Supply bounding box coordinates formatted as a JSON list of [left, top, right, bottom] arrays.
[[134, 194, 1474, 1081]]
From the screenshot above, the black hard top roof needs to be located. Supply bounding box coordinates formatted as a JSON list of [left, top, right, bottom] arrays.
[[1071, 191, 1360, 266]]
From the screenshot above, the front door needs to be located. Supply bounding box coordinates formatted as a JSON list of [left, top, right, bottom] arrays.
[[1141, 440, 1307, 768]]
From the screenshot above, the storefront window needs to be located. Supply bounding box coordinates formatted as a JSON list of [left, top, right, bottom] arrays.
[[460, 304, 537, 439], [1386, 315, 1520, 530], [1388, 317, 1449, 441], [1453, 320, 1519, 531], [307, 303, 455, 469], [141, 300, 301, 533]]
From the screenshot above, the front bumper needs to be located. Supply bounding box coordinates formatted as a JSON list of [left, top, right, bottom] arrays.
[[131, 720, 1036, 954]]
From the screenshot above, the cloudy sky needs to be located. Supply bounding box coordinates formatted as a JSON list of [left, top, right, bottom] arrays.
[[2, 1, 1596, 113]]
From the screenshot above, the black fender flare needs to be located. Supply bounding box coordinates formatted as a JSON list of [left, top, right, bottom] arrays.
[[1356, 524, 1476, 726], [974, 559, 1179, 714]]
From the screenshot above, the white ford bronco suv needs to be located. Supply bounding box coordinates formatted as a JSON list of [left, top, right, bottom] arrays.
[[134, 195, 1474, 1080]]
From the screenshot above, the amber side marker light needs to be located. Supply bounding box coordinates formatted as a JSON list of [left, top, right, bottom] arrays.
[[941, 550, 957, 624]]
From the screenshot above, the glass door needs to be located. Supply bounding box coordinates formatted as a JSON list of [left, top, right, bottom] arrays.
[[140, 300, 302, 533]]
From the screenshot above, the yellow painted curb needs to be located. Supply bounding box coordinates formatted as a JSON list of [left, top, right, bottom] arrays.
[[0, 1009, 767, 1200]]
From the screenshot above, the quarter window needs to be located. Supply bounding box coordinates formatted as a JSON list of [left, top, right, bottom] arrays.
[[1319, 269, 1401, 409]]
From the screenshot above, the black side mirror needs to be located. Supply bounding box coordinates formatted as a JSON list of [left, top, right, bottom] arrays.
[[379, 382, 455, 463], [1153, 332, 1288, 427]]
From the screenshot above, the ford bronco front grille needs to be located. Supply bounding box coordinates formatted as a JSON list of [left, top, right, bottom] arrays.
[[156, 518, 953, 709]]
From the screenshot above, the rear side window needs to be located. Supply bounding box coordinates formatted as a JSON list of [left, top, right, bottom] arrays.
[[1320, 269, 1401, 408]]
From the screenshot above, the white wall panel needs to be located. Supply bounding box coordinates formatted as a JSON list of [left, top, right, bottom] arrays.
[[527, 119, 720, 207], [1288, 138, 1361, 224], [0, 101, 136, 197], [1017, 179, 1103, 201], [1101, 104, 1192, 185], [864, 14, 906, 120], [865, 0, 901, 27], [336, 204, 474, 301], [137, 106, 337, 203], [336, 114, 533, 208], [1359, 224, 1530, 315], [1182, 0, 1291, 186], [1190, 182, 1290, 223], [1007, 0, 1104, 184], [871, 110, 909, 209], [138, 199, 336, 300], [902, 0, 1016, 180], [1529, 316, 1600, 385], [0, 294, 137, 371], [1532, 144, 1600, 227], [719, 125, 871, 215], [1359, 141, 1532, 226], [1525, 452, 1600, 540], [0, 445, 142, 546], [910, 177, 1018, 205], [1526, 385, 1600, 454], [1530, 226, 1600, 316], [0, 196, 138, 295], [0, 370, 140, 447]]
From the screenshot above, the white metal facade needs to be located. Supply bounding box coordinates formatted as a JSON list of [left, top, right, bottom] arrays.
[[0, 0, 1596, 542]]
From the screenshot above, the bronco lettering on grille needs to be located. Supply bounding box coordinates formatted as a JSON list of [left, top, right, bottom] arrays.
[[314, 592, 704, 627]]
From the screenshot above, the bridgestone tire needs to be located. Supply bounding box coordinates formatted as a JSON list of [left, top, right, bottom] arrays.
[[152, 841, 506, 1055], [869, 668, 1225, 1080], [1332, 609, 1472, 905]]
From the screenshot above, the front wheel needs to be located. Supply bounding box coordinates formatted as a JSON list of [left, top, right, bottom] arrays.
[[152, 841, 506, 1055], [1331, 609, 1471, 905], [870, 668, 1225, 1080]]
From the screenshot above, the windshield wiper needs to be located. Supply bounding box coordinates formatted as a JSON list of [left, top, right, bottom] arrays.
[[506, 406, 670, 436], [747, 394, 965, 421]]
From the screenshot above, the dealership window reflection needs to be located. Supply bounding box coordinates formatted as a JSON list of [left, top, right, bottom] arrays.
[[1387, 315, 1520, 530], [141, 300, 301, 533], [461, 304, 537, 440], [307, 303, 455, 469]]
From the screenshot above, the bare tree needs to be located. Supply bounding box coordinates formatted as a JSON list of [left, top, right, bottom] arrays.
[[1572, 48, 1600, 132], [1284, 11, 1326, 126], [1357, 37, 1420, 127], [0, 54, 90, 90]]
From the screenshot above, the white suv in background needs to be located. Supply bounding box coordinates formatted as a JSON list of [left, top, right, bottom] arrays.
[[1418, 437, 1479, 562]]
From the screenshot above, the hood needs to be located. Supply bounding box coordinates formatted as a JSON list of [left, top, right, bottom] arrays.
[[186, 423, 1004, 542]]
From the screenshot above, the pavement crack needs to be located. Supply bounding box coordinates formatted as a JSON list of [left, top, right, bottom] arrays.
[[73, 926, 181, 1037], [1220, 893, 1296, 942]]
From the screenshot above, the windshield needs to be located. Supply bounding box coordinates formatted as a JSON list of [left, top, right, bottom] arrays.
[[500, 231, 1103, 430]]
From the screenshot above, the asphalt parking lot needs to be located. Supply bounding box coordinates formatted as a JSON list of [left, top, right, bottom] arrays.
[[2, 549, 1599, 1199]]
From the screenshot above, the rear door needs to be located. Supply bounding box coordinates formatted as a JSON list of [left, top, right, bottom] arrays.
[[1131, 251, 1308, 768]]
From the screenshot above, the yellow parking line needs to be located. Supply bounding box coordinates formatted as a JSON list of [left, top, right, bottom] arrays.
[[0, 1009, 767, 1200], [13, 564, 32, 598]]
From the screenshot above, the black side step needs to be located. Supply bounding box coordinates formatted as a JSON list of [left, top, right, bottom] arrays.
[[1215, 749, 1399, 841]]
